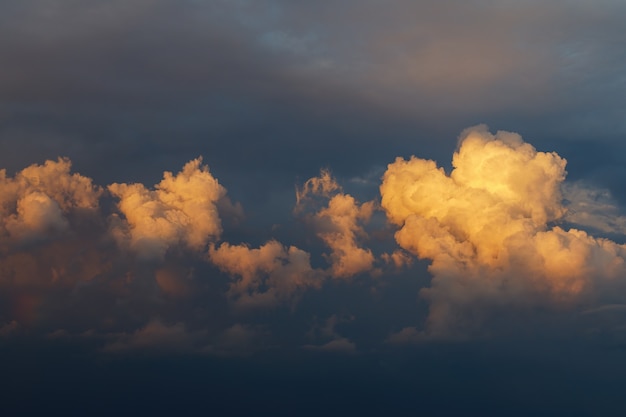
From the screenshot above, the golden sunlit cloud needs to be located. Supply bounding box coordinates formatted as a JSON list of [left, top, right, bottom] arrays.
[[0, 158, 112, 328], [209, 240, 323, 308], [2, 132, 626, 347], [108, 157, 226, 259], [0, 158, 101, 244], [381, 125, 626, 338], [296, 170, 377, 278]]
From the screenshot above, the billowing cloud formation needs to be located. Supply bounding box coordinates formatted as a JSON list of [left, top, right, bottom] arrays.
[[109, 158, 226, 259], [0, 159, 107, 287], [2, 131, 626, 354], [0, 159, 110, 331], [381, 125, 626, 337], [0, 158, 101, 244], [209, 240, 323, 308], [207, 170, 380, 310], [296, 170, 376, 278]]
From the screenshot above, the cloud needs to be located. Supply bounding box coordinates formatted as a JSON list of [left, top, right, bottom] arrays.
[[296, 170, 376, 278], [303, 337, 356, 353], [0, 158, 101, 244], [562, 181, 626, 236], [2, 126, 626, 352], [381, 250, 413, 270], [108, 157, 227, 259], [154, 266, 191, 298], [203, 324, 269, 357], [102, 320, 207, 354], [4, 192, 69, 241], [103, 321, 270, 357], [0, 158, 112, 323], [380, 125, 626, 337], [209, 240, 323, 308], [0, 156, 233, 338], [385, 326, 423, 345]]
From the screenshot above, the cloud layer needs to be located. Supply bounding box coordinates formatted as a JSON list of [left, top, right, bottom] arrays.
[[1, 125, 626, 352]]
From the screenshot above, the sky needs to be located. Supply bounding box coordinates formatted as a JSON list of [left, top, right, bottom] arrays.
[[2, 1, 626, 415]]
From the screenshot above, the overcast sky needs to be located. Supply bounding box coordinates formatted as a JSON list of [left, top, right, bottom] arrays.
[[2, 1, 626, 415]]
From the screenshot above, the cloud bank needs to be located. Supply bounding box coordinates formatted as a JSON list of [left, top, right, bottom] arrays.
[[1, 125, 626, 352]]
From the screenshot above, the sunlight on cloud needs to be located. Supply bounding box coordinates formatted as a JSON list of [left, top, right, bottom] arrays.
[[1, 129, 626, 349], [0, 159, 109, 290], [108, 157, 226, 259], [296, 169, 377, 278], [209, 240, 323, 308], [381, 125, 626, 338], [0, 158, 101, 243]]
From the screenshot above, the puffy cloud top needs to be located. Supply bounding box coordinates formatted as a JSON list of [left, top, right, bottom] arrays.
[[381, 126, 626, 337], [0, 158, 101, 243], [382, 126, 568, 265], [108, 158, 226, 259]]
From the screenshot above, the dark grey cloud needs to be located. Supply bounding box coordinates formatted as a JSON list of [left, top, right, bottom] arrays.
[[3, 1, 621, 170]]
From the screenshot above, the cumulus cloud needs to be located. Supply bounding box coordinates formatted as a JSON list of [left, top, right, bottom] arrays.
[[108, 158, 227, 259], [209, 240, 323, 308], [207, 170, 376, 309], [380, 125, 626, 337], [0, 156, 336, 350], [4, 192, 69, 241], [0, 157, 233, 338], [4, 133, 626, 350], [296, 170, 376, 278], [0, 158, 111, 321], [0, 158, 101, 244]]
